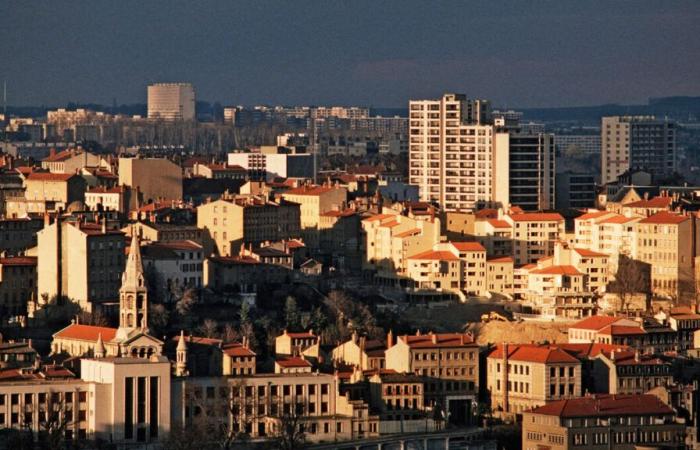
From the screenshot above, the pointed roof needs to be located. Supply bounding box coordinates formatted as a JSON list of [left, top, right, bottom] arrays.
[[95, 333, 106, 356], [177, 330, 187, 351], [122, 232, 145, 291]]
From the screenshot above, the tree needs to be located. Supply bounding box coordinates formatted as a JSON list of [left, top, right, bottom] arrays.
[[149, 303, 170, 336], [284, 296, 300, 330], [274, 411, 307, 450], [199, 319, 219, 339], [610, 256, 651, 313], [239, 301, 251, 326]]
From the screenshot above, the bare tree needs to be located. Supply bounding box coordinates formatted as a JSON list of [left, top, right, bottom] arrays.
[[274, 411, 307, 450], [609, 256, 651, 313], [199, 319, 219, 339]]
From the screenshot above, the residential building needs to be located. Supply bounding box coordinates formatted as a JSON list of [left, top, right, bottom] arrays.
[[0, 217, 44, 254], [281, 184, 348, 250], [408, 93, 509, 211], [85, 185, 128, 213], [227, 148, 314, 182], [505, 212, 565, 265], [196, 195, 301, 256], [147, 83, 195, 121], [10, 172, 86, 215], [37, 217, 125, 311], [555, 172, 596, 209], [192, 163, 247, 180], [41, 148, 105, 174], [486, 256, 514, 296], [487, 343, 582, 417], [508, 133, 555, 211], [593, 348, 673, 394], [0, 256, 37, 316], [118, 157, 183, 202], [384, 331, 479, 422], [332, 332, 386, 371], [601, 116, 677, 184], [141, 240, 204, 301], [555, 134, 601, 155], [522, 394, 685, 450]]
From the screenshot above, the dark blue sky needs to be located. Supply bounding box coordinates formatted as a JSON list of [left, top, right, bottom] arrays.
[[2, 1, 699, 108]]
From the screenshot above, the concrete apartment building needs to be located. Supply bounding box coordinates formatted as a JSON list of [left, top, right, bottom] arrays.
[[487, 343, 582, 417], [601, 116, 677, 184], [196, 195, 301, 256], [147, 83, 195, 121], [554, 134, 601, 155], [522, 394, 685, 450], [41, 148, 106, 174], [593, 349, 673, 394], [8, 172, 86, 215], [37, 217, 125, 311], [227, 147, 314, 182], [0, 357, 172, 446], [118, 157, 183, 202], [508, 133, 556, 211], [408, 94, 509, 211], [0, 256, 37, 316], [505, 212, 565, 265]]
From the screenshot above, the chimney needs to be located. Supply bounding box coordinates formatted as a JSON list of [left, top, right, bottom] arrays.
[[386, 330, 394, 348], [431, 334, 437, 344], [634, 349, 641, 362], [610, 350, 616, 361]]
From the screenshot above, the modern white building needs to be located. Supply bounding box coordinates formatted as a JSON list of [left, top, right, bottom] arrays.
[[147, 83, 195, 121], [409, 93, 509, 211], [228, 147, 314, 182]]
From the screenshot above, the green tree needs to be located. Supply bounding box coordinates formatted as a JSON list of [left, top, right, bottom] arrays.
[[284, 296, 300, 330]]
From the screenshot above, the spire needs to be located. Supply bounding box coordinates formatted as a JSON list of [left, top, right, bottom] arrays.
[[95, 333, 106, 358], [175, 330, 188, 376], [122, 231, 145, 290]]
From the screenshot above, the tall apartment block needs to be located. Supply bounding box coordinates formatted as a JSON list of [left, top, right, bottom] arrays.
[[409, 94, 509, 211], [601, 116, 676, 184], [509, 133, 556, 211], [147, 83, 196, 121]]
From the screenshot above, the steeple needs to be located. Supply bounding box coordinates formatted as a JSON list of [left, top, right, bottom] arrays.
[[117, 231, 148, 338], [95, 333, 106, 358], [175, 330, 188, 376]]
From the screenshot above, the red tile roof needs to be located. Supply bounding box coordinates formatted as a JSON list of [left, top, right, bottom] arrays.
[[573, 248, 608, 257], [400, 333, 475, 348], [276, 356, 312, 368], [475, 208, 498, 219], [623, 196, 673, 209], [87, 186, 124, 194], [363, 214, 394, 222], [0, 256, 37, 266], [380, 220, 400, 228], [53, 324, 117, 342], [528, 394, 674, 418], [26, 172, 77, 182], [488, 343, 580, 364], [556, 343, 628, 359], [530, 265, 582, 276], [597, 324, 645, 336], [408, 250, 459, 261], [222, 343, 256, 357], [394, 228, 421, 238], [320, 209, 356, 218], [43, 149, 81, 162], [285, 331, 317, 339], [487, 256, 514, 263], [569, 315, 624, 331], [451, 241, 486, 252], [638, 211, 688, 225], [599, 215, 638, 224], [576, 211, 612, 220], [602, 349, 667, 366], [509, 213, 564, 222], [487, 219, 511, 228]]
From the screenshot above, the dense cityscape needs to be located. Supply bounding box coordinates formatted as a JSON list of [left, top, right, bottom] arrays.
[[3, 3, 700, 450]]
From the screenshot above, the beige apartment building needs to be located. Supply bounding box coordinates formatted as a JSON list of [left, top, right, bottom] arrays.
[[9, 172, 86, 215], [522, 394, 684, 450], [281, 184, 347, 250], [593, 349, 673, 394], [41, 148, 106, 174], [486, 256, 514, 296], [574, 211, 640, 277], [196, 195, 301, 256], [362, 211, 441, 284], [384, 331, 479, 421], [0, 256, 37, 316], [147, 83, 195, 120], [118, 157, 182, 202], [408, 93, 509, 211], [487, 343, 582, 417], [505, 212, 565, 265], [37, 217, 125, 311], [85, 185, 127, 213], [633, 211, 695, 299]]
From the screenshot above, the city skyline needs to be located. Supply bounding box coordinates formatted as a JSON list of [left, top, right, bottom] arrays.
[[2, 1, 700, 108]]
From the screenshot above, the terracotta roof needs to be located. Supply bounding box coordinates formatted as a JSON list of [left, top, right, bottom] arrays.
[[408, 250, 459, 261], [320, 209, 356, 217], [87, 186, 124, 194], [53, 324, 117, 342], [638, 211, 688, 225], [509, 213, 564, 222], [285, 331, 317, 339], [451, 241, 486, 252], [284, 185, 337, 196], [43, 149, 81, 162], [528, 394, 674, 418], [530, 265, 582, 276], [400, 333, 475, 348], [487, 219, 511, 228], [363, 214, 394, 222], [475, 208, 498, 219], [488, 343, 580, 364], [26, 172, 77, 182], [599, 215, 638, 225], [597, 324, 645, 336], [146, 240, 202, 252], [602, 349, 668, 366], [569, 315, 624, 331], [573, 248, 608, 257], [276, 356, 312, 368], [222, 342, 256, 357], [623, 196, 673, 209], [557, 343, 629, 359], [0, 256, 37, 266], [380, 220, 400, 228], [487, 256, 514, 263], [394, 228, 421, 238], [576, 211, 612, 220], [210, 256, 260, 265], [285, 239, 306, 249]]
